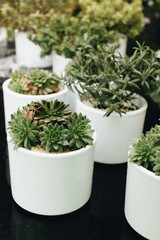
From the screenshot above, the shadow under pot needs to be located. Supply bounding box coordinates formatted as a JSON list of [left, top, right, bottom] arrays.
[[2, 78, 68, 131], [15, 30, 52, 68], [76, 95, 147, 164], [125, 161, 160, 240], [8, 137, 96, 216]]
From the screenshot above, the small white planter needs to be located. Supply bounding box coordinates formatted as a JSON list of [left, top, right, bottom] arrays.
[[125, 161, 160, 240], [76, 95, 147, 164], [2, 78, 68, 131], [109, 33, 128, 57], [8, 137, 95, 215], [15, 31, 52, 68], [0, 27, 7, 43], [52, 51, 71, 76], [52, 51, 76, 111]]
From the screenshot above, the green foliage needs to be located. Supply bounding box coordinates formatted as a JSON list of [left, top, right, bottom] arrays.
[[8, 99, 94, 153], [78, 0, 144, 38], [129, 123, 160, 176], [9, 69, 61, 95], [8, 108, 39, 149], [0, 0, 78, 37], [68, 113, 94, 149], [29, 16, 115, 58], [65, 42, 160, 116]]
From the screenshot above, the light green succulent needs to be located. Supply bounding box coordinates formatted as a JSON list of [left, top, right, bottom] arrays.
[[68, 113, 94, 149], [129, 123, 160, 176], [40, 123, 69, 152], [9, 69, 61, 95], [8, 108, 39, 149]]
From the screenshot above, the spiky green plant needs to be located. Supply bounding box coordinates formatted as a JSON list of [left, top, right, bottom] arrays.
[[8, 99, 94, 153], [29, 99, 72, 124], [9, 69, 61, 95], [8, 108, 39, 149], [40, 123, 69, 152], [129, 123, 160, 176], [65, 42, 160, 116], [68, 113, 94, 149]]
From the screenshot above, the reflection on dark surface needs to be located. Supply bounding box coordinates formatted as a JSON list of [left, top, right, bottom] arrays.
[[0, 82, 147, 240]]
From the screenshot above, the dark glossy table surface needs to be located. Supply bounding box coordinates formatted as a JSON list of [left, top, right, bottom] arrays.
[[0, 86, 148, 240]]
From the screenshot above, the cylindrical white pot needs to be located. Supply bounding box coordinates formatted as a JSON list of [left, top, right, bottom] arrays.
[[76, 95, 147, 164], [15, 31, 52, 68], [109, 33, 127, 57], [125, 161, 160, 240], [52, 51, 71, 76], [8, 138, 95, 215], [52, 51, 76, 111], [2, 79, 68, 131], [0, 27, 7, 43]]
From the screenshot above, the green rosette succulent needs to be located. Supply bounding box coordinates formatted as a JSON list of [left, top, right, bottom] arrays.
[[40, 123, 69, 152], [68, 112, 94, 149], [9, 71, 30, 94], [129, 123, 160, 176], [9, 69, 61, 95], [8, 108, 39, 149], [26, 69, 61, 95]]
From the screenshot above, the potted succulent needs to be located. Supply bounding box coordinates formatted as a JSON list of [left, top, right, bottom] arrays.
[[3, 68, 68, 130], [125, 123, 160, 240], [78, 0, 144, 56], [0, 0, 62, 67], [64, 42, 160, 164], [7, 99, 95, 215]]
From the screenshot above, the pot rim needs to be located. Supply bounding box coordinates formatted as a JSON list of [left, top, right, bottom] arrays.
[[8, 133, 96, 159], [76, 94, 148, 118], [3, 78, 68, 99], [128, 160, 160, 182]]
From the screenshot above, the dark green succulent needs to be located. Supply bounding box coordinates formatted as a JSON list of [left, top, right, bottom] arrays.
[[9, 69, 61, 95], [8, 108, 39, 149], [29, 99, 72, 124], [8, 99, 94, 153], [68, 113, 94, 149], [40, 123, 69, 152], [129, 123, 160, 176]]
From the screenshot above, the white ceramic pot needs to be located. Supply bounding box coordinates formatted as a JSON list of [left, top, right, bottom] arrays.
[[76, 95, 147, 164], [2, 78, 68, 131], [52, 51, 71, 76], [15, 31, 52, 68], [125, 161, 160, 240], [8, 136, 95, 215], [109, 33, 128, 57], [52, 51, 76, 111], [0, 27, 7, 43]]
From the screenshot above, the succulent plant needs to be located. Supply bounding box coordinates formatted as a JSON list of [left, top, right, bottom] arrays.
[[68, 113, 94, 149], [8, 99, 94, 153], [129, 123, 160, 176], [29, 99, 72, 124], [9, 71, 30, 94], [40, 123, 69, 152], [8, 108, 39, 149], [9, 69, 61, 95]]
